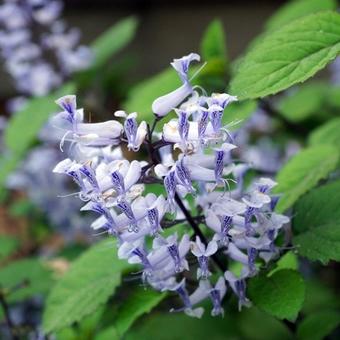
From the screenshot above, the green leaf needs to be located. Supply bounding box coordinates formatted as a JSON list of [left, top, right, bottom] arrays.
[[248, 269, 305, 320], [123, 67, 180, 119], [112, 288, 166, 337], [276, 82, 328, 122], [4, 82, 76, 155], [326, 85, 340, 109], [223, 99, 257, 129], [293, 224, 340, 263], [268, 252, 298, 277], [42, 239, 130, 333], [0, 258, 54, 303], [308, 117, 340, 150], [0, 236, 19, 261], [230, 11, 340, 100], [297, 310, 340, 340], [265, 0, 337, 32], [90, 17, 138, 69], [125, 312, 239, 340], [273, 145, 339, 213], [293, 180, 340, 233], [200, 19, 227, 61], [238, 307, 293, 340]]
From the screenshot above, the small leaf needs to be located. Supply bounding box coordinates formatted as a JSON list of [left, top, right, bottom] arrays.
[[0, 236, 19, 261], [276, 82, 328, 122], [201, 19, 227, 61], [273, 145, 339, 213], [293, 224, 340, 263], [0, 258, 54, 303], [268, 252, 298, 277], [297, 310, 340, 340], [42, 239, 130, 333], [308, 117, 340, 149], [265, 0, 337, 32], [230, 11, 340, 99], [248, 269, 305, 320]]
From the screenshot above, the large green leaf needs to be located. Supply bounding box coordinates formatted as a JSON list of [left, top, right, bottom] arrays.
[[230, 11, 340, 100], [273, 145, 339, 213], [90, 17, 138, 69], [293, 224, 340, 263], [200, 19, 227, 62], [42, 239, 130, 334], [265, 0, 337, 32], [296, 310, 340, 340], [0, 258, 54, 303], [248, 269, 305, 320], [276, 82, 328, 122], [308, 117, 340, 150], [293, 180, 340, 233], [223, 99, 257, 129], [268, 252, 298, 277]]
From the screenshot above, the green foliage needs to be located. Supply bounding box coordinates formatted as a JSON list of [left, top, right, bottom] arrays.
[[248, 269, 305, 320], [293, 180, 340, 233], [90, 17, 138, 69], [326, 85, 340, 109], [273, 145, 339, 212], [125, 312, 239, 340], [268, 252, 298, 276], [0, 258, 54, 303], [200, 19, 227, 61], [223, 99, 257, 129], [265, 0, 337, 32], [276, 82, 328, 122], [293, 224, 340, 263], [0, 236, 19, 261], [230, 11, 340, 99], [238, 307, 293, 340], [124, 67, 180, 119], [42, 239, 130, 334], [308, 117, 340, 150], [296, 310, 340, 340], [111, 288, 166, 338], [292, 180, 340, 263]]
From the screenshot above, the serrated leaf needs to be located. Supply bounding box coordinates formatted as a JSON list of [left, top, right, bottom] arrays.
[[43, 239, 130, 334], [0, 236, 19, 261], [276, 82, 328, 122], [293, 180, 340, 233], [0, 258, 54, 303], [308, 117, 340, 149], [296, 310, 340, 340], [230, 11, 340, 100], [248, 269, 305, 320], [265, 0, 337, 32], [273, 145, 339, 213], [113, 288, 166, 337], [293, 224, 340, 263], [201, 19, 227, 61]]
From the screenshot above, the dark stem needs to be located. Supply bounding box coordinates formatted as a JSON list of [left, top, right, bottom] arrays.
[[0, 290, 18, 340], [174, 193, 227, 272]]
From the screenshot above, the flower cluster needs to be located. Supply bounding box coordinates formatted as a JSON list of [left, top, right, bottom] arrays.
[[53, 53, 289, 317], [0, 0, 92, 110]]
